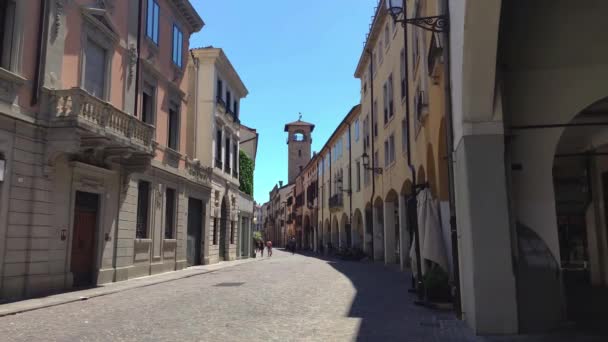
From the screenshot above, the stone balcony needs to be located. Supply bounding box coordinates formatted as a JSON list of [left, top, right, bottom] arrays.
[[44, 87, 156, 169]]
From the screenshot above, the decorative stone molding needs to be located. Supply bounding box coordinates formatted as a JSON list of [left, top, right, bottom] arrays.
[[127, 44, 137, 86], [54, 0, 65, 40], [186, 159, 212, 185]]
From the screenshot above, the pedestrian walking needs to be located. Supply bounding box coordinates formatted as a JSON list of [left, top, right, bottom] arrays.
[[290, 237, 296, 255], [266, 240, 273, 257], [258, 241, 264, 257]]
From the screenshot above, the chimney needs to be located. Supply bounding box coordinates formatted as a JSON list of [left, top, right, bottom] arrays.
[[279, 181, 284, 187]]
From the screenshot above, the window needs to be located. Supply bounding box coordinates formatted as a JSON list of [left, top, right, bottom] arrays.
[[363, 115, 370, 151], [389, 134, 396, 164], [142, 82, 155, 124], [215, 129, 222, 168], [172, 24, 183, 68], [388, 74, 394, 119], [0, 0, 16, 70], [84, 39, 107, 99], [233, 100, 239, 117], [383, 82, 388, 124], [400, 48, 406, 99], [356, 161, 361, 192], [224, 137, 231, 173], [217, 79, 223, 100], [299, 165, 303, 172], [168, 101, 179, 150], [146, 0, 159, 44], [372, 52, 377, 76], [384, 25, 390, 51], [298, 149, 302, 157], [384, 140, 390, 167], [164, 188, 176, 239], [226, 90, 232, 112], [354, 119, 360, 142], [232, 143, 238, 177], [136, 181, 151, 239], [373, 101, 378, 138]]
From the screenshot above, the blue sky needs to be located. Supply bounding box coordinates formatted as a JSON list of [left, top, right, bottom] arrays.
[[190, 1, 375, 204]]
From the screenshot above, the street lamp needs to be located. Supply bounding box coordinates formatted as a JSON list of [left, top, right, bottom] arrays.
[[385, 0, 449, 303], [386, 0, 448, 33], [361, 152, 383, 175]]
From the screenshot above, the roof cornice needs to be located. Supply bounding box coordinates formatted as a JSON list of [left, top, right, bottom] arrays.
[[190, 48, 249, 98], [354, 0, 388, 78], [170, 0, 204, 33]]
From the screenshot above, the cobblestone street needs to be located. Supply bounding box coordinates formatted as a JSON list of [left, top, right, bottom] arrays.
[[0, 250, 602, 342]]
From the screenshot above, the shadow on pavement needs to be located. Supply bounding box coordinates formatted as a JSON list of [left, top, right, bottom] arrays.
[[298, 250, 608, 342]]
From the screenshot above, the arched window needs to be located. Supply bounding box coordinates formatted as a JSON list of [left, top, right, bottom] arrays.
[[293, 132, 306, 142]]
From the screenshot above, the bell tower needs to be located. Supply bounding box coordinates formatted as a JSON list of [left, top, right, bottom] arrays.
[[285, 115, 315, 184]]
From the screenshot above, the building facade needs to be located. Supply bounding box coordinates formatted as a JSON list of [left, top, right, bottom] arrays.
[[0, 0, 205, 300], [449, 0, 608, 334], [188, 47, 248, 264]]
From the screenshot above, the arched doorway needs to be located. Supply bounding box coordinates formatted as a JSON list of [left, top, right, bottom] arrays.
[[373, 197, 385, 261], [385, 190, 399, 264], [365, 203, 373, 257], [353, 209, 364, 249], [219, 196, 229, 261], [303, 215, 311, 250], [551, 98, 608, 328], [331, 216, 339, 250], [340, 213, 350, 249]]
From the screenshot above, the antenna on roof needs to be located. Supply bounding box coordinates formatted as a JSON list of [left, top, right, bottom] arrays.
[[298, 112, 302, 121]]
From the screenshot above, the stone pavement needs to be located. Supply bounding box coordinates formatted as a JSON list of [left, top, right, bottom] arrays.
[[0, 257, 260, 318], [0, 250, 605, 341]]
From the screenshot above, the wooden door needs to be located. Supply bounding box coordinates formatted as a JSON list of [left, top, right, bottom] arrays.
[[71, 192, 99, 287], [187, 198, 203, 266]]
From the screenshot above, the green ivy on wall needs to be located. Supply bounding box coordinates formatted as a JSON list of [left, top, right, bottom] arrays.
[[239, 150, 254, 196]]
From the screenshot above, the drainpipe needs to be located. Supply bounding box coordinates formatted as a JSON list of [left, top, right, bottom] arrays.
[[441, 0, 462, 319], [32, 0, 49, 106], [133, 0, 144, 118]]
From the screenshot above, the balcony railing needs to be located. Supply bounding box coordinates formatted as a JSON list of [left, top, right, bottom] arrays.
[[47, 87, 155, 153], [216, 96, 240, 124], [215, 159, 223, 169]]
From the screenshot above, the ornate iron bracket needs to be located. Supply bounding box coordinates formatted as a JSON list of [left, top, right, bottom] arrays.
[[399, 15, 449, 33]]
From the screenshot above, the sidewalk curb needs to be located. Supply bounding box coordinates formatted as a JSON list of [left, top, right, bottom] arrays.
[[0, 257, 265, 318]]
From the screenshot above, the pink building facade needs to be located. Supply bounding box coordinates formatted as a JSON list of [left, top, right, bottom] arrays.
[[0, 0, 206, 300]]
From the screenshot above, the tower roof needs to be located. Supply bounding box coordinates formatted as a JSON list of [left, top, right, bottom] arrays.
[[284, 119, 315, 132]]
